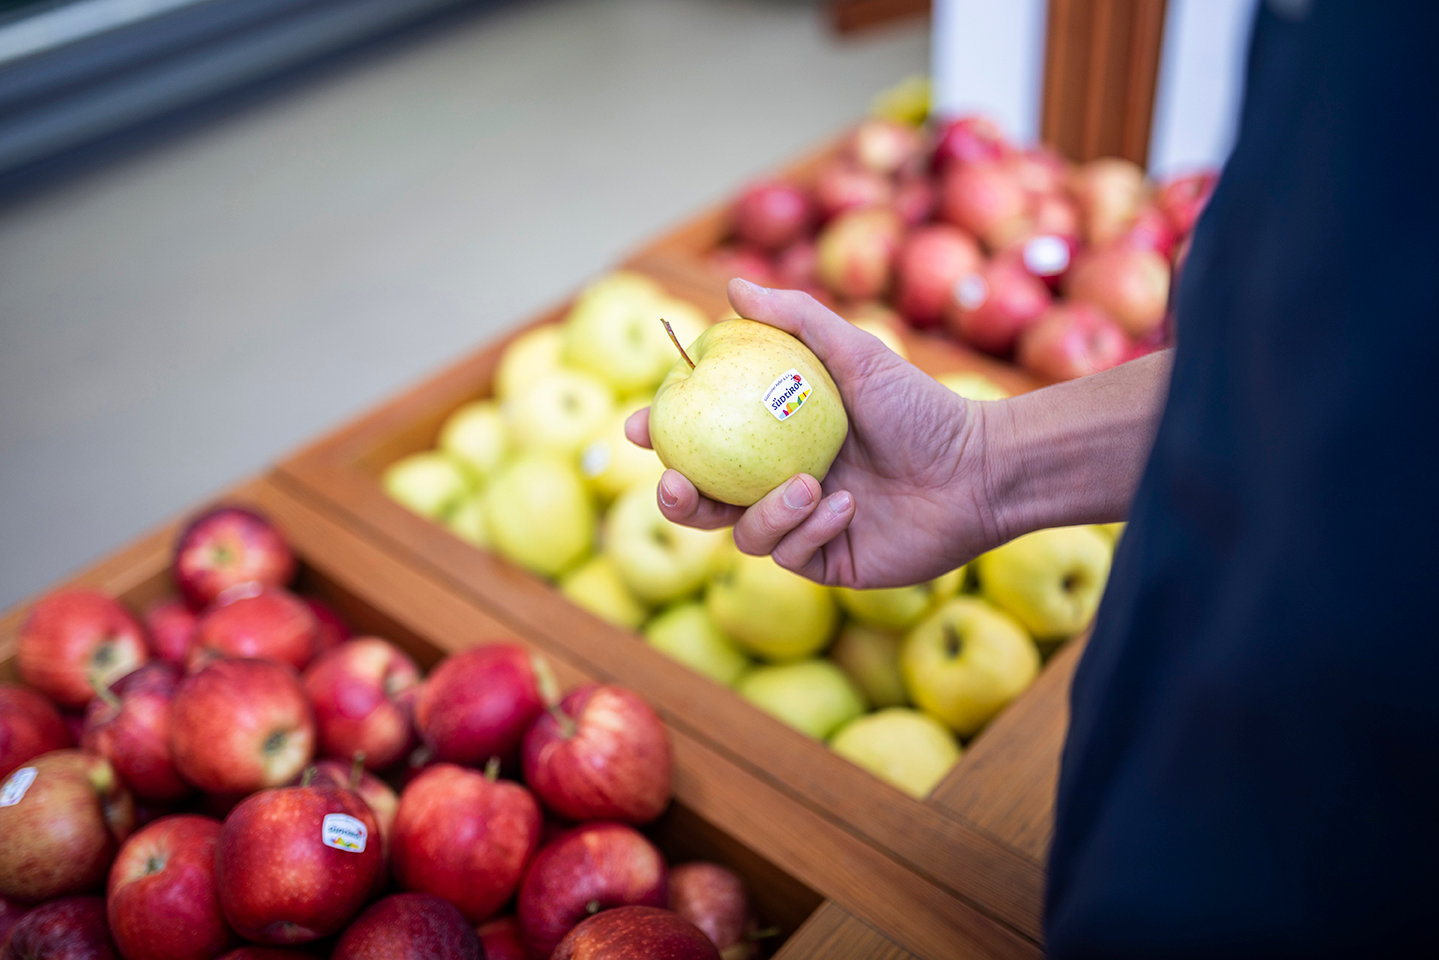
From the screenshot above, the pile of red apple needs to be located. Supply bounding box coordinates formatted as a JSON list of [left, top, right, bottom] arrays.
[[0, 506, 766, 959], [713, 114, 1216, 379]]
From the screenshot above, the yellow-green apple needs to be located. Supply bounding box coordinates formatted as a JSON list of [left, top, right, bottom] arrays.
[[1069, 157, 1147, 246], [307, 758, 398, 862], [975, 525, 1114, 641], [552, 906, 720, 960], [846, 117, 925, 177], [828, 707, 962, 799], [649, 318, 848, 507], [81, 663, 189, 803], [1065, 244, 1171, 339], [476, 916, 525, 960], [493, 324, 564, 402], [641, 602, 751, 686], [516, 822, 668, 960], [730, 180, 814, 252], [504, 368, 616, 457], [931, 114, 1008, 171], [172, 506, 296, 612], [835, 566, 964, 631], [735, 659, 866, 740], [189, 588, 319, 672], [1094, 521, 1125, 542], [899, 597, 1040, 737], [480, 453, 596, 577], [437, 399, 510, 480], [444, 493, 489, 547], [1016, 301, 1130, 381], [17, 589, 149, 710], [390, 763, 541, 924], [522, 684, 671, 824], [381, 451, 475, 521], [412, 644, 547, 767], [559, 555, 650, 630], [668, 862, 757, 960], [812, 157, 893, 221], [216, 778, 382, 944], [1155, 170, 1217, 238], [944, 258, 1051, 356], [302, 637, 420, 772], [893, 223, 982, 329], [827, 621, 907, 709], [141, 597, 196, 665], [939, 160, 1032, 250], [0, 750, 135, 901], [168, 659, 315, 796], [605, 483, 727, 606], [705, 550, 838, 662], [106, 814, 235, 960], [0, 683, 71, 780], [333, 892, 483, 960], [845, 302, 909, 358], [581, 403, 665, 503], [2, 897, 116, 959], [937, 371, 1009, 401], [815, 206, 904, 301]]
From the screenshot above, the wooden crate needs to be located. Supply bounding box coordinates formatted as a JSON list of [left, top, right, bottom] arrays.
[[276, 265, 1080, 949], [0, 475, 1037, 960]]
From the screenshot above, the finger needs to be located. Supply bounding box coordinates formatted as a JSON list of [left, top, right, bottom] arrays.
[[726, 278, 880, 371], [624, 407, 652, 450], [656, 469, 744, 531], [772, 490, 856, 580], [732, 474, 824, 557]]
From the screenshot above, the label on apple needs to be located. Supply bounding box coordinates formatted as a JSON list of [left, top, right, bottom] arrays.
[[321, 813, 368, 853], [763, 368, 814, 422], [0, 766, 36, 807]]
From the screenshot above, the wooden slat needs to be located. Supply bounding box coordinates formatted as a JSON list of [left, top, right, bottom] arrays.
[[774, 901, 918, 960], [828, 0, 931, 35]]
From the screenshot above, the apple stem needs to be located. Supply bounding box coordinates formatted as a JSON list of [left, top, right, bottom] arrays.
[[549, 703, 578, 740], [300, 766, 316, 788], [748, 926, 781, 942], [484, 757, 501, 782], [661, 319, 695, 370], [349, 752, 366, 790], [91, 680, 122, 711], [531, 654, 561, 710]]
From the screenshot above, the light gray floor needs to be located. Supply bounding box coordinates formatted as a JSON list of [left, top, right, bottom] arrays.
[[0, 0, 928, 610]]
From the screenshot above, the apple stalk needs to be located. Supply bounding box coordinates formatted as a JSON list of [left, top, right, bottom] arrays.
[[662, 319, 696, 370]]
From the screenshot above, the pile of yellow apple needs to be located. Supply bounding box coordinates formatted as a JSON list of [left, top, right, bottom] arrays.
[[381, 271, 1119, 800]]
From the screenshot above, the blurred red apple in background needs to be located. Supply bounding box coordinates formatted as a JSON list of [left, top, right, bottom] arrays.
[[552, 906, 720, 960], [729, 180, 813, 253], [893, 224, 983, 329], [169, 659, 315, 796], [1069, 157, 1147, 247], [301, 596, 350, 656], [812, 159, 892, 221], [413, 644, 547, 768], [945, 257, 1052, 356], [476, 916, 526, 960], [709, 245, 776, 288], [815, 206, 904, 301], [303, 637, 419, 773], [189, 589, 318, 673], [1001, 146, 1070, 199], [669, 861, 758, 960], [939, 160, 1031, 250], [141, 598, 196, 665], [17, 589, 149, 709], [0, 894, 24, 950], [106, 814, 235, 960], [1065, 245, 1171, 339], [1, 897, 116, 960], [1116, 204, 1177, 260], [1001, 233, 1078, 293], [845, 118, 925, 178], [891, 174, 937, 227], [333, 893, 481, 960], [82, 662, 190, 803], [0, 750, 135, 902], [1156, 169, 1217, 237], [931, 114, 1008, 171], [173, 506, 296, 612], [0, 683, 71, 779], [1016, 302, 1130, 380], [771, 240, 818, 290], [216, 949, 312, 959]]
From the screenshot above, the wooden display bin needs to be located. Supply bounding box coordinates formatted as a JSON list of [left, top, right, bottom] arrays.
[[0, 476, 1036, 960], [276, 266, 1081, 953]]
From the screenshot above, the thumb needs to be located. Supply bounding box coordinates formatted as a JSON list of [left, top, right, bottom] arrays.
[[726, 278, 881, 374]]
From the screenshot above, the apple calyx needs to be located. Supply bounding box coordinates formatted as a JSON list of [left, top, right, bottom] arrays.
[[662, 319, 696, 370], [145, 854, 168, 876], [943, 623, 963, 660]]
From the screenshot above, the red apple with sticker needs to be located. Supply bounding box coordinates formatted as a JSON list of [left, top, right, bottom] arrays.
[[552, 906, 720, 960], [189, 589, 319, 673], [106, 814, 234, 960], [945, 257, 1052, 356], [82, 662, 190, 803], [729, 181, 814, 252], [1000, 233, 1078, 293], [1, 896, 117, 960], [893, 223, 982, 329], [669, 862, 759, 959], [413, 644, 548, 768], [302, 637, 419, 773], [0, 683, 71, 780], [141, 598, 197, 665], [17, 589, 149, 710], [173, 506, 296, 612], [307, 758, 399, 862], [815, 206, 903, 301], [938, 160, 1032, 250], [1016, 302, 1131, 380], [1065, 245, 1171, 339], [333, 893, 482, 960]]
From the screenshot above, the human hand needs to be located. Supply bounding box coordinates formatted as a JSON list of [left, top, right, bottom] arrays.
[[625, 279, 1005, 588]]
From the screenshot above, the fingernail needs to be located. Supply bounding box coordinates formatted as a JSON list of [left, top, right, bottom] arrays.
[[735, 277, 771, 296], [659, 477, 679, 508], [827, 491, 853, 516], [783, 477, 815, 510]]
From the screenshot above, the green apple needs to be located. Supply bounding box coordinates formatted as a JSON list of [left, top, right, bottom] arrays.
[[834, 566, 965, 630], [503, 367, 615, 457], [735, 659, 866, 740], [493, 324, 564, 402], [852, 318, 908, 359], [437, 399, 510, 479], [560, 273, 708, 394], [605, 482, 728, 606], [642, 601, 751, 686], [648, 318, 849, 506], [828, 621, 908, 709], [444, 492, 489, 546], [706, 548, 838, 662], [937, 371, 1009, 401], [829, 707, 962, 799], [899, 596, 1040, 737], [480, 453, 596, 578], [975, 525, 1114, 641], [580, 402, 665, 502], [381, 451, 475, 519], [559, 554, 650, 630]]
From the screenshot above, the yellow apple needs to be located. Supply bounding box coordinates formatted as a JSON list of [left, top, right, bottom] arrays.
[[580, 402, 665, 503], [735, 659, 866, 740], [828, 620, 908, 709], [834, 566, 965, 630], [503, 368, 615, 457], [829, 707, 961, 798], [559, 554, 650, 630], [493, 324, 564, 402], [604, 482, 727, 606], [937, 371, 1009, 401], [480, 453, 595, 578], [975, 525, 1113, 641], [642, 602, 751, 686], [444, 493, 489, 547], [705, 549, 838, 662], [381, 451, 475, 520], [437, 399, 509, 480]]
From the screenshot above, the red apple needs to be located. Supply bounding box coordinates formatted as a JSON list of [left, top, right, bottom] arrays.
[[169, 659, 315, 796], [82, 662, 190, 803], [729, 181, 814, 252], [892, 177, 937, 229], [301, 596, 350, 656], [189, 589, 319, 673], [1001, 145, 1070, 199], [1117, 204, 1178, 260], [1, 897, 117, 960], [390, 762, 540, 923], [173, 506, 296, 612], [333, 893, 481, 960], [893, 223, 982, 329], [106, 814, 234, 960], [516, 822, 668, 960], [216, 949, 313, 959], [1016, 302, 1130, 380], [931, 114, 1008, 171], [815, 206, 904, 301], [553, 906, 720, 960], [811, 159, 892, 221], [475, 916, 525, 960], [522, 684, 671, 825], [669, 862, 758, 959], [1065, 245, 1171, 339], [845, 118, 925, 178], [0, 750, 135, 902], [1155, 169, 1217, 238], [1000, 233, 1078, 293], [413, 644, 547, 768], [302, 637, 419, 772], [944, 258, 1052, 356], [709, 244, 776, 287], [0, 683, 71, 779], [1069, 157, 1148, 247], [1, 894, 25, 949], [142, 598, 197, 665], [216, 778, 382, 945], [308, 759, 398, 860], [17, 589, 149, 710], [939, 160, 1032, 250], [771, 241, 818, 290]]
